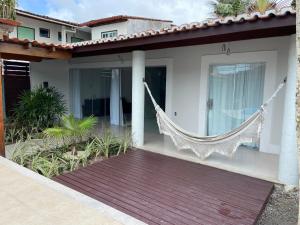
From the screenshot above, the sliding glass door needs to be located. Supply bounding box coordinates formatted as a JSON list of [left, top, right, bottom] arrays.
[[207, 63, 265, 136]]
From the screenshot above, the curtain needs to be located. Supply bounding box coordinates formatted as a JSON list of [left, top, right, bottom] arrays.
[[110, 69, 124, 126], [69, 69, 82, 118], [208, 63, 265, 136]]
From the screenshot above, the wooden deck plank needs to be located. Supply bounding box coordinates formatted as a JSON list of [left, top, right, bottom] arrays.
[[64, 167, 236, 225], [88, 154, 267, 211], [98, 154, 268, 202], [82, 159, 261, 218], [54, 149, 273, 225], [78, 163, 256, 221]]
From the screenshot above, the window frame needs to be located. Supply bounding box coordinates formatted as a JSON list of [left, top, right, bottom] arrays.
[[39, 28, 50, 38], [17, 26, 35, 40], [101, 30, 118, 39], [58, 31, 62, 41]]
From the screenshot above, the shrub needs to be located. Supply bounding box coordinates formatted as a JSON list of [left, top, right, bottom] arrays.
[[13, 86, 66, 132], [85, 131, 132, 158]]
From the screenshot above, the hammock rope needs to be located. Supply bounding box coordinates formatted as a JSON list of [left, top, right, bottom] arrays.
[[143, 78, 286, 159]]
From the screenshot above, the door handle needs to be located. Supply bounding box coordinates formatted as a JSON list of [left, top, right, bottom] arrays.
[[207, 99, 213, 110]]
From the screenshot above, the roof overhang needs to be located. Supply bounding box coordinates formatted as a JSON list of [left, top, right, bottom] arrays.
[[0, 38, 72, 61], [72, 14, 295, 57], [16, 9, 79, 28], [80, 15, 173, 28]]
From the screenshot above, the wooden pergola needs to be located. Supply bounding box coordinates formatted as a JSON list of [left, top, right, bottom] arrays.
[[0, 38, 72, 156]]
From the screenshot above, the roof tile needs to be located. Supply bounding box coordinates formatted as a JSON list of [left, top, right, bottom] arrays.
[[71, 7, 295, 49], [1, 35, 73, 50]]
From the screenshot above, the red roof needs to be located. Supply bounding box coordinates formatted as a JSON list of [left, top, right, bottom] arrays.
[[1, 35, 73, 50], [80, 15, 173, 27], [16, 9, 79, 27]]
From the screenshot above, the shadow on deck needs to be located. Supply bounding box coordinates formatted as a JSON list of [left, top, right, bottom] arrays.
[[54, 149, 273, 225]]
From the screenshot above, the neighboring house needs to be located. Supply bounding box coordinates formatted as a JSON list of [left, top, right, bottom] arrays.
[[80, 15, 172, 40], [1, 8, 297, 187], [9, 9, 90, 44], [9, 10, 173, 44]]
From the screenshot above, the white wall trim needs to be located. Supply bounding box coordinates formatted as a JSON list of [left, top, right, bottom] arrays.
[[199, 51, 278, 153]]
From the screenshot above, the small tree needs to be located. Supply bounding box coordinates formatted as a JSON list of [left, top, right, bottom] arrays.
[[248, 0, 292, 14], [211, 0, 250, 17], [0, 0, 17, 20]]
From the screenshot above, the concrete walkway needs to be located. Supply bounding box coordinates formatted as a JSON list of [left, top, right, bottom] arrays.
[[0, 157, 146, 225]]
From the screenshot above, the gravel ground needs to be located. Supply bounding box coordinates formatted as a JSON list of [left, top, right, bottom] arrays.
[[257, 185, 298, 225]]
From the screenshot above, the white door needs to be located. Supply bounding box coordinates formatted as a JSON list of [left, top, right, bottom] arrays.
[[207, 63, 265, 136]]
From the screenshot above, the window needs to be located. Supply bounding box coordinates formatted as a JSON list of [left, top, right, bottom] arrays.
[[17, 26, 35, 40], [58, 32, 62, 41], [101, 30, 118, 39], [71, 37, 84, 43], [39, 28, 50, 38], [207, 63, 265, 136]]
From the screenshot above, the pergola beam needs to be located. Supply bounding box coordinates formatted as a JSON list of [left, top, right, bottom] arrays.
[[0, 42, 72, 60]]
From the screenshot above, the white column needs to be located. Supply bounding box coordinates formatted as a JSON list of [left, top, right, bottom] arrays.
[[132, 51, 145, 147], [278, 34, 298, 186], [70, 69, 82, 118], [110, 69, 121, 125], [62, 26, 67, 44]]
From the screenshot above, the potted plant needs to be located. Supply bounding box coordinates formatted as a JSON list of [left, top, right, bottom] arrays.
[[0, 0, 21, 38]]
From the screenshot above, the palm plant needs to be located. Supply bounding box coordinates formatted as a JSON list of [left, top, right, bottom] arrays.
[[248, 0, 292, 13], [43, 114, 98, 154], [212, 0, 292, 17], [0, 0, 17, 20]]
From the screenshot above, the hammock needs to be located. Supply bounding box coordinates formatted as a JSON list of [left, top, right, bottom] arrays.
[[144, 80, 285, 159]]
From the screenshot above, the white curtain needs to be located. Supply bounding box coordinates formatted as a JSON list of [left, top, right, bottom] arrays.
[[110, 69, 124, 126], [69, 69, 82, 118], [208, 63, 265, 136]]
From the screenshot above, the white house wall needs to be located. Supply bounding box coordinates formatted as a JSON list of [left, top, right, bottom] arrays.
[[67, 30, 91, 43], [91, 19, 172, 40], [30, 35, 291, 154], [91, 22, 128, 40], [126, 19, 171, 34], [10, 15, 89, 44], [10, 15, 65, 44]]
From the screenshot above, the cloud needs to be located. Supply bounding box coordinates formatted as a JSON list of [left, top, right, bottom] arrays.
[[45, 0, 212, 25]]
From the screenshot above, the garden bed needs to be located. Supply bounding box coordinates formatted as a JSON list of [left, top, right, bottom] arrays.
[[11, 131, 132, 178]]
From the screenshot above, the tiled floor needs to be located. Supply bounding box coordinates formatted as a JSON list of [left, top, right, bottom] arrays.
[[0, 157, 145, 225], [143, 133, 279, 183]]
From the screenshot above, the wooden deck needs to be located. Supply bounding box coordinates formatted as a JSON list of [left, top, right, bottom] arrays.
[[54, 149, 273, 225]]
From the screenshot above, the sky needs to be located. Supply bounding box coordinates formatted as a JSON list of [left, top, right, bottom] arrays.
[[18, 0, 212, 25]]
